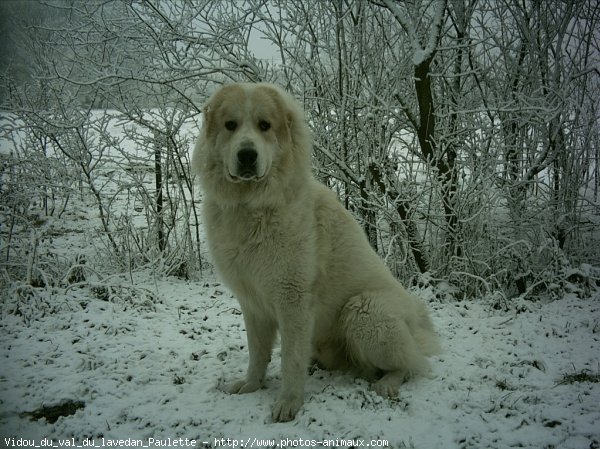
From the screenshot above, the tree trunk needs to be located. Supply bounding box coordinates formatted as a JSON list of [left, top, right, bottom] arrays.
[[154, 131, 165, 253], [369, 163, 430, 273], [414, 57, 461, 258]]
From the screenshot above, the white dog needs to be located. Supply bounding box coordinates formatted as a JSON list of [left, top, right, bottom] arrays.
[[193, 83, 440, 422]]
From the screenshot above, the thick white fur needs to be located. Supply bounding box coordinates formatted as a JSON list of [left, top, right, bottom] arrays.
[[193, 83, 440, 422]]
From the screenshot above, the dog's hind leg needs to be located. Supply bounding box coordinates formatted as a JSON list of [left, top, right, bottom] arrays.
[[341, 291, 438, 397]]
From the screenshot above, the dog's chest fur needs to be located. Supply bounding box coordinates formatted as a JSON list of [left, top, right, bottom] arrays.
[[207, 203, 279, 247], [204, 201, 312, 288]]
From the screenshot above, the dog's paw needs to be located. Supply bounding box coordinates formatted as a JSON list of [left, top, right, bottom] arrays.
[[228, 379, 261, 394], [271, 393, 303, 422], [372, 371, 405, 397], [372, 379, 399, 397]]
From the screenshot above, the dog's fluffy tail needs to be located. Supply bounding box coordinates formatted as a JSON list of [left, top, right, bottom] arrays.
[[340, 290, 440, 381]]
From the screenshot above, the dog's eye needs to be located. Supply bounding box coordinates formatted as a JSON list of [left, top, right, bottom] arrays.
[[258, 120, 271, 132], [225, 120, 237, 131]]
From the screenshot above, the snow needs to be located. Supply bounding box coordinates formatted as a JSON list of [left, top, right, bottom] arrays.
[[412, 50, 427, 67], [2, 261, 599, 447], [382, 0, 446, 66]]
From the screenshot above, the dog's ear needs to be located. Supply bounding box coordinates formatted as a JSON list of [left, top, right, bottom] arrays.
[[282, 110, 295, 147], [201, 84, 229, 130], [192, 96, 217, 174], [282, 96, 311, 156], [201, 95, 221, 141], [202, 101, 213, 129], [285, 110, 294, 131]]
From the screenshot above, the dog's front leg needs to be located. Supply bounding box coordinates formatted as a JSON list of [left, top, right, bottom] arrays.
[[271, 299, 313, 422], [229, 307, 276, 394]]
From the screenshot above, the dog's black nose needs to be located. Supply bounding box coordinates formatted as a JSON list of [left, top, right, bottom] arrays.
[[237, 148, 257, 166], [236, 147, 258, 179]]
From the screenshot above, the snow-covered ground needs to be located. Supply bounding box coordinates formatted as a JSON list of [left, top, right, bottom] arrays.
[[1, 258, 599, 448]]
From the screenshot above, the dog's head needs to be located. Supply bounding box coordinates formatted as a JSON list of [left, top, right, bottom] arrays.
[[193, 83, 311, 206]]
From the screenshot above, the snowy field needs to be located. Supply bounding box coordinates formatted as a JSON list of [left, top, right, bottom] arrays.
[[1, 203, 599, 449]]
